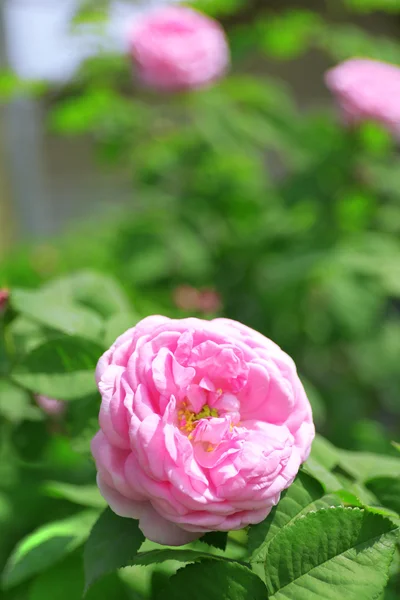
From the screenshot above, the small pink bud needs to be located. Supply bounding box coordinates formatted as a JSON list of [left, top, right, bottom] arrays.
[[198, 289, 222, 314], [35, 395, 66, 418], [173, 285, 201, 311], [0, 289, 9, 315]]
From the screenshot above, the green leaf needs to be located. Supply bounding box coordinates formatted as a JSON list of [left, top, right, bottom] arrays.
[[160, 561, 267, 600], [43, 481, 106, 508], [84, 508, 145, 592], [29, 554, 131, 600], [302, 457, 343, 492], [66, 394, 100, 455], [191, 0, 245, 18], [42, 271, 132, 319], [29, 555, 84, 600], [264, 507, 398, 600], [84, 509, 241, 592], [128, 548, 236, 567], [11, 288, 103, 342], [257, 10, 322, 60], [340, 480, 380, 507], [301, 379, 327, 427], [200, 531, 228, 551], [309, 434, 339, 471], [358, 122, 393, 157], [337, 450, 400, 481], [8, 317, 46, 355], [366, 478, 400, 515], [0, 379, 42, 423], [2, 510, 99, 589], [249, 472, 343, 572], [104, 312, 137, 348], [11, 337, 102, 401]]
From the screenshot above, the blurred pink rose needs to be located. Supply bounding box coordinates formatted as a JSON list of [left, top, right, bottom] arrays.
[[91, 316, 314, 545], [173, 286, 222, 314], [129, 6, 229, 91], [198, 289, 222, 314], [0, 289, 9, 315], [173, 285, 201, 311], [35, 395, 66, 417], [325, 58, 400, 136]]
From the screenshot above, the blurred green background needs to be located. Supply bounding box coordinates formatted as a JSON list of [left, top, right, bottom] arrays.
[[0, 0, 400, 598]]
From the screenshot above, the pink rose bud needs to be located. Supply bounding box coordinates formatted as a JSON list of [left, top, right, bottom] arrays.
[[198, 289, 222, 314], [0, 289, 9, 315], [325, 58, 400, 137], [35, 395, 66, 417], [173, 285, 202, 311], [91, 316, 315, 546], [129, 6, 230, 91]]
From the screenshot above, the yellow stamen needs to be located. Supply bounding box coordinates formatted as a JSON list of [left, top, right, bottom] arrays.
[[178, 403, 219, 435]]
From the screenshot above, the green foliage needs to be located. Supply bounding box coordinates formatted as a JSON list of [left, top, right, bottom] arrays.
[[43, 481, 106, 509], [84, 508, 145, 591], [0, 380, 41, 423], [191, 0, 246, 18], [1, 1, 400, 598], [256, 10, 323, 60], [262, 508, 397, 600], [248, 471, 343, 571], [200, 531, 228, 551], [40, 271, 132, 319], [10, 288, 104, 342], [366, 478, 400, 515], [2, 511, 99, 589], [344, 0, 400, 13], [11, 337, 103, 400], [159, 561, 266, 600], [0, 71, 47, 101], [29, 555, 131, 600]]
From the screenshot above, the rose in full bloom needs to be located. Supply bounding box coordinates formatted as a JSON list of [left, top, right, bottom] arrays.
[[0, 289, 9, 315], [325, 58, 400, 136], [92, 316, 314, 545], [129, 7, 229, 91], [35, 395, 66, 417]]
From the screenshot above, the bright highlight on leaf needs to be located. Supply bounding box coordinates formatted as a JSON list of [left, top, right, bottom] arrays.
[[2, 511, 99, 589]]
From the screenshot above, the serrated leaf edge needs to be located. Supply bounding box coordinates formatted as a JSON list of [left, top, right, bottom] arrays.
[[265, 506, 398, 597], [251, 502, 351, 564]]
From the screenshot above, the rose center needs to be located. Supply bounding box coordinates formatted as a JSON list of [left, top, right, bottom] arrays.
[[178, 402, 218, 435]]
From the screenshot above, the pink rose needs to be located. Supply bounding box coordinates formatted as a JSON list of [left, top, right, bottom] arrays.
[[92, 316, 314, 545], [35, 395, 66, 417], [173, 286, 222, 314], [198, 289, 222, 314], [129, 7, 229, 91], [325, 58, 400, 137], [173, 285, 202, 311], [0, 289, 9, 315]]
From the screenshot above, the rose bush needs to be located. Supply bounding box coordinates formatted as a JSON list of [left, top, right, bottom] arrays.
[[91, 316, 314, 545], [129, 6, 229, 91], [325, 58, 400, 137]]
